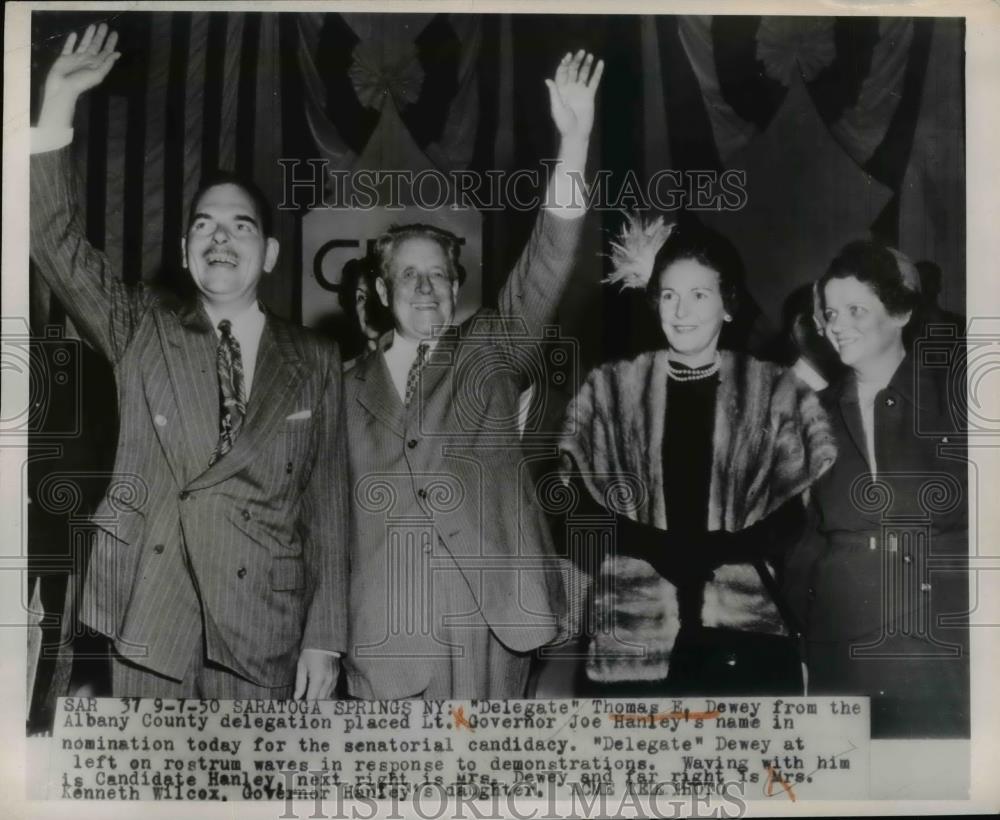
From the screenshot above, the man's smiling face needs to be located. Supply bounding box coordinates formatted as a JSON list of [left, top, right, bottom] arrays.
[[181, 183, 279, 311], [376, 236, 459, 342]]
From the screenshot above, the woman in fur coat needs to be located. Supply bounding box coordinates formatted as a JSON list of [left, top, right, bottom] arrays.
[[559, 216, 836, 696]]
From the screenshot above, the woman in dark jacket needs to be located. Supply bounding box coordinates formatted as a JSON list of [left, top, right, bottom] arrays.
[[785, 241, 969, 737], [559, 216, 836, 696]]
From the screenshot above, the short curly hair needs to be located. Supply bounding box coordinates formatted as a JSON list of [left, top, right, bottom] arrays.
[[819, 240, 921, 318]]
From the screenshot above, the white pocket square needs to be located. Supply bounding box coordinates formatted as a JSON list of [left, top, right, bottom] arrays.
[[286, 409, 312, 421]]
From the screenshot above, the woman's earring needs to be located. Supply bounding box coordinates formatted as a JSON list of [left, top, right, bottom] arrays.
[[724, 314, 732, 322]]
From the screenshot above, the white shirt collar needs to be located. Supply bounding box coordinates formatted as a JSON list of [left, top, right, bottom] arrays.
[[382, 331, 439, 403], [387, 331, 438, 357], [203, 300, 266, 338]]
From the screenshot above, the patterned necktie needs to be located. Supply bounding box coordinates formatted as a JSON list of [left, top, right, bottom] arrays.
[[403, 342, 429, 407], [210, 319, 247, 465]]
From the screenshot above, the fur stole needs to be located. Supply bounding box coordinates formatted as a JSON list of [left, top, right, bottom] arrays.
[[559, 350, 836, 683]]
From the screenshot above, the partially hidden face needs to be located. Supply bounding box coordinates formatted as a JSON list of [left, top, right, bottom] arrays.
[[655, 258, 728, 365], [354, 277, 381, 344], [182, 183, 279, 308], [376, 236, 459, 342], [822, 276, 909, 369]]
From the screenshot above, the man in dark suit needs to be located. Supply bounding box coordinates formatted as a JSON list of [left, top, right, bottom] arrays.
[[345, 51, 602, 699], [30, 25, 347, 699]]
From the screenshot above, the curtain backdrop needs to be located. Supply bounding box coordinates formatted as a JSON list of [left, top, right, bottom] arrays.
[[31, 11, 964, 335]]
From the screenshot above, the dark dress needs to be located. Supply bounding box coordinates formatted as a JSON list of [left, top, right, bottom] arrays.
[[784, 355, 969, 737], [578, 363, 805, 697]]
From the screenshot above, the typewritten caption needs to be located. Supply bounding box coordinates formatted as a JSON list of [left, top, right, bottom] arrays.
[[50, 697, 869, 802]]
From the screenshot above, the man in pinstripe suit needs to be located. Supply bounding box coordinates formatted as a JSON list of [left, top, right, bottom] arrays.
[[30, 25, 347, 699], [345, 51, 603, 699]]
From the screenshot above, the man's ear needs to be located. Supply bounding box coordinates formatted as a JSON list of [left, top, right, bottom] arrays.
[[180, 237, 188, 269], [263, 237, 280, 273], [451, 278, 460, 307], [375, 276, 390, 308]]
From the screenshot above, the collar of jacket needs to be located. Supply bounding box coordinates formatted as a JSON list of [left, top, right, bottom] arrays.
[[166, 294, 276, 335], [363, 326, 459, 368], [831, 353, 938, 414]]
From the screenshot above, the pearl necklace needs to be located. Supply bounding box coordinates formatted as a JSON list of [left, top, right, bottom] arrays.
[[666, 353, 721, 382]]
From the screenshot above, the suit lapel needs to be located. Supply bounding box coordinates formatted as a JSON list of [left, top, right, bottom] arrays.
[[354, 338, 405, 438], [189, 315, 307, 489], [152, 302, 220, 482], [417, 327, 459, 407], [837, 379, 872, 472]]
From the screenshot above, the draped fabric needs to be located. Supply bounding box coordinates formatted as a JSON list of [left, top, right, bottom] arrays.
[[898, 18, 965, 302], [297, 13, 481, 177], [32, 11, 959, 329], [658, 15, 948, 330], [674, 15, 926, 189]]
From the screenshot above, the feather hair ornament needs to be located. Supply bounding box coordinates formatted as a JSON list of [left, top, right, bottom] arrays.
[[811, 280, 826, 333], [888, 247, 922, 295], [603, 212, 675, 290]]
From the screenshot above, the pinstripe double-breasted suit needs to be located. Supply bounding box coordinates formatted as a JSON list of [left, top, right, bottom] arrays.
[[344, 210, 584, 699], [30, 146, 349, 691]]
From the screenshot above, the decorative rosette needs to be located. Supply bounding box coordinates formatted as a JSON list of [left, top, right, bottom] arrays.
[[349, 39, 424, 110], [756, 17, 836, 86]]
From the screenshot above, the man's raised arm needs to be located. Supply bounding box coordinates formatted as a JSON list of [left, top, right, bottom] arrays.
[[496, 50, 603, 334], [30, 24, 145, 363]]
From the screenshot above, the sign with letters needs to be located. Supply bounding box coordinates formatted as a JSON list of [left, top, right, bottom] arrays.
[[301, 207, 483, 331]]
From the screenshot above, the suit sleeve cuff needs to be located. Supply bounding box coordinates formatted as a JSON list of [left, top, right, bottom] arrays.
[[304, 648, 341, 658], [543, 202, 587, 220], [31, 126, 74, 155]]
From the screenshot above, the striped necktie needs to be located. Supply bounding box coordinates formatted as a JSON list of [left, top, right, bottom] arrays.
[[210, 319, 247, 465], [404, 342, 429, 406]]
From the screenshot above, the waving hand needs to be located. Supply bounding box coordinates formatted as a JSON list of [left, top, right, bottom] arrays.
[[39, 23, 121, 129], [545, 50, 604, 144]]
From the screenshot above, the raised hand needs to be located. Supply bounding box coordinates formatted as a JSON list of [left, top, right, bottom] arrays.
[[544, 50, 604, 145], [39, 23, 121, 129]]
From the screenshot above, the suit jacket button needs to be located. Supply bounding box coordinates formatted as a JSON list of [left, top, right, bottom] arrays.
[[885, 397, 896, 407], [808, 586, 816, 600], [237, 567, 247, 579], [408, 439, 418, 449], [241, 509, 251, 521], [725, 653, 738, 667], [153, 544, 164, 554], [178, 490, 190, 501]]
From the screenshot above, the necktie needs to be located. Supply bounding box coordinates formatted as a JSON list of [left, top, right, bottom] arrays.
[[210, 319, 247, 465], [404, 342, 429, 406]]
